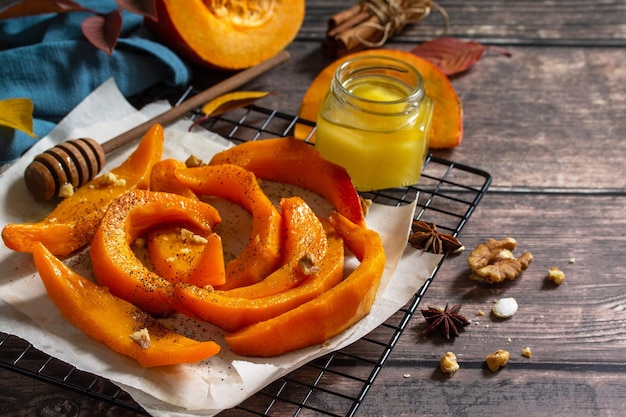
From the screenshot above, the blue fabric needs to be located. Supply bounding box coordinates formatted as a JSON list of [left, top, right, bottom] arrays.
[[0, 0, 191, 164]]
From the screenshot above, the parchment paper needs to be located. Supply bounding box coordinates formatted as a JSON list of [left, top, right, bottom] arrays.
[[0, 79, 442, 416]]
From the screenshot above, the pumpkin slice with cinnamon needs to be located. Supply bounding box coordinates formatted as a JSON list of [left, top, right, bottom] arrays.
[[2, 124, 164, 256], [209, 137, 366, 227], [173, 164, 283, 290], [32, 241, 220, 367], [173, 197, 345, 332], [90, 189, 221, 317], [225, 211, 385, 357]]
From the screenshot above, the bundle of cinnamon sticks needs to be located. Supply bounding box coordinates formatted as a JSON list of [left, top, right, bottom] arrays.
[[322, 0, 442, 58]]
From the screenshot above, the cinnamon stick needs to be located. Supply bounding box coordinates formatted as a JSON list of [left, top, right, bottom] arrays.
[[328, 4, 362, 30], [322, 0, 436, 59]]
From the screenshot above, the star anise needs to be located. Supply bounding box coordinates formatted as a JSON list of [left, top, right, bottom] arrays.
[[421, 303, 471, 339], [408, 220, 465, 255]]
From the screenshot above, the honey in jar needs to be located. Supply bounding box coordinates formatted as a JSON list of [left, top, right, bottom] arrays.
[[315, 55, 433, 191]]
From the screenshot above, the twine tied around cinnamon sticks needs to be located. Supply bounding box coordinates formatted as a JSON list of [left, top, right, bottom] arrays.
[[322, 0, 448, 58]]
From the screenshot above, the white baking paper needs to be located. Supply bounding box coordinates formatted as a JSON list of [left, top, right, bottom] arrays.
[[0, 79, 442, 416]]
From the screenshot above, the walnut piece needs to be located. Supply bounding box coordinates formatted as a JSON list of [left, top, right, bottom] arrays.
[[185, 154, 205, 167], [486, 349, 510, 372], [181, 228, 209, 244], [58, 183, 74, 198], [468, 237, 533, 284], [100, 171, 126, 187], [440, 351, 460, 376], [298, 252, 320, 276], [547, 266, 565, 285], [130, 328, 151, 349]]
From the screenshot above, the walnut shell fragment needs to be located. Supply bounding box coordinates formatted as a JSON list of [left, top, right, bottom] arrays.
[[467, 237, 533, 284]]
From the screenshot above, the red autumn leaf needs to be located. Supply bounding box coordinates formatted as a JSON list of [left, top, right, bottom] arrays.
[[0, 0, 89, 19], [116, 0, 157, 21], [410, 37, 511, 76], [81, 10, 122, 55]]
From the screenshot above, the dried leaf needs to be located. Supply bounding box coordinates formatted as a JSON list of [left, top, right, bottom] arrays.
[[411, 37, 511, 76], [115, 0, 156, 21], [189, 91, 271, 131], [0, 98, 37, 137], [0, 0, 89, 19], [81, 10, 122, 55]]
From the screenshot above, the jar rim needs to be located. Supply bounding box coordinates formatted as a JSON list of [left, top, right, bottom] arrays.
[[333, 55, 426, 106]]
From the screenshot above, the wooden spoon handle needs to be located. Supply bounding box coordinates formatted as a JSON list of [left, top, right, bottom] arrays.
[[102, 50, 290, 154], [24, 50, 290, 201]]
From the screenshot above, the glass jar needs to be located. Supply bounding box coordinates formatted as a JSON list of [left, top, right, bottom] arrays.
[[315, 55, 434, 191]]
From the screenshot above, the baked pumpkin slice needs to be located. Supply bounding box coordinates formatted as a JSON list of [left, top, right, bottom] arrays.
[[173, 164, 284, 290], [209, 137, 366, 227], [174, 197, 345, 332], [221, 196, 328, 299], [224, 211, 385, 357], [32, 241, 220, 367], [90, 189, 222, 317], [2, 124, 164, 256]]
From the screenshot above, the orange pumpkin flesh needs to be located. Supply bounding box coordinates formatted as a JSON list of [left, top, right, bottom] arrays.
[[149, 158, 197, 199], [209, 137, 366, 227], [146, 228, 226, 287], [295, 49, 463, 149], [2, 124, 164, 256], [32, 242, 220, 367], [147, 158, 227, 287], [173, 197, 345, 332], [224, 212, 385, 357], [174, 164, 283, 290], [147, 0, 305, 70], [222, 196, 328, 299], [90, 190, 222, 317]]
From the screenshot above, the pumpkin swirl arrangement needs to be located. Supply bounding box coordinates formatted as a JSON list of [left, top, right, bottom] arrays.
[[2, 125, 386, 366]]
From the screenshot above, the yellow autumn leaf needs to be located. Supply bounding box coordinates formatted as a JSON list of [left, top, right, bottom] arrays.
[[0, 98, 37, 138], [200, 91, 270, 117]]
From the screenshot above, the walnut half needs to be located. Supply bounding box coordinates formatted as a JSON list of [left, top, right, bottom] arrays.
[[467, 237, 533, 284]]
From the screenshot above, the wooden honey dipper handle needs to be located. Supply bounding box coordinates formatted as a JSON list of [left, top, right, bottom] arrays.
[[24, 50, 291, 201]]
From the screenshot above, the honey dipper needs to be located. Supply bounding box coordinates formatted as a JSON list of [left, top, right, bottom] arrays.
[[24, 50, 291, 201]]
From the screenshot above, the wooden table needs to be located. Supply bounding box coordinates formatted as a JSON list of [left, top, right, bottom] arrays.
[[2, 1, 626, 416]]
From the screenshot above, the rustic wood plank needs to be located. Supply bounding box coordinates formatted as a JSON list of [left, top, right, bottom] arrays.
[[300, 0, 626, 45], [244, 41, 626, 192], [355, 192, 626, 416], [2, 1, 626, 416]]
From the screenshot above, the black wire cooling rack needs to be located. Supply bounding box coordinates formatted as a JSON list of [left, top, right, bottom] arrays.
[[0, 105, 491, 417]]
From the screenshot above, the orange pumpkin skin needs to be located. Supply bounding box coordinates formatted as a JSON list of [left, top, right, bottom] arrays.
[[32, 242, 220, 367], [296, 49, 463, 149], [90, 190, 222, 317], [147, 0, 305, 70], [209, 137, 366, 227], [174, 164, 284, 290], [224, 212, 385, 357], [2, 124, 164, 256]]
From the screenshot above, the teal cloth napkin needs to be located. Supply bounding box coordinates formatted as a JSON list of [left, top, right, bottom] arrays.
[[0, 0, 190, 164]]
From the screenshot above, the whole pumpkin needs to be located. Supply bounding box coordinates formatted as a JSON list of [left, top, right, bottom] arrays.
[[147, 0, 305, 70]]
